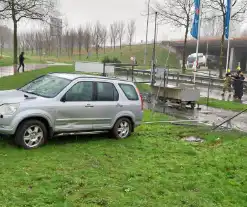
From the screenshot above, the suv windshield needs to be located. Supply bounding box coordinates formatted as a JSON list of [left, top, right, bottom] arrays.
[[19, 75, 71, 98]]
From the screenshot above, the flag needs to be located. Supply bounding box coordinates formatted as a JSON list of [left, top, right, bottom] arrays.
[[191, 0, 200, 39], [225, 0, 231, 39]]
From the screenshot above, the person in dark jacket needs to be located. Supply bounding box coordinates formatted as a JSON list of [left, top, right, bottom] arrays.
[[18, 52, 25, 72], [233, 72, 245, 100]]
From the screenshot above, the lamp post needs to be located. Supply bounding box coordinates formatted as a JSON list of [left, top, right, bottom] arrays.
[[151, 11, 158, 86], [144, 0, 151, 65]]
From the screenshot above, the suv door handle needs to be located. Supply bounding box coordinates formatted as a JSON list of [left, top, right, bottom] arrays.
[[85, 104, 94, 108], [116, 103, 123, 108]]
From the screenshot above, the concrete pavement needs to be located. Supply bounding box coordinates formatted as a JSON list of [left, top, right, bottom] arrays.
[[0, 62, 73, 78]]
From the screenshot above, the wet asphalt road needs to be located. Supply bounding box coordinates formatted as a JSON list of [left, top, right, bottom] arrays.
[[144, 102, 247, 132]]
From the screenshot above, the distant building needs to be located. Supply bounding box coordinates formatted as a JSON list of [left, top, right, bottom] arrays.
[[162, 37, 247, 71]]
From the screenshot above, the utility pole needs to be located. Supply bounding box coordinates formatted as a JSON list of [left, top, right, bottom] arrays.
[[144, 0, 151, 65], [151, 11, 158, 86]]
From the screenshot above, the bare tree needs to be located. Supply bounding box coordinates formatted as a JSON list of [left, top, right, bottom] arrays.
[[35, 31, 44, 57], [26, 32, 36, 55], [63, 29, 70, 56], [43, 29, 52, 56], [204, 0, 247, 77], [127, 19, 136, 50], [93, 21, 104, 58], [110, 22, 119, 50], [118, 21, 125, 50], [101, 25, 108, 53], [201, 12, 223, 37], [18, 33, 26, 54], [153, 0, 193, 73], [83, 24, 92, 58], [69, 29, 76, 58], [77, 26, 84, 59], [0, 0, 55, 67], [0, 25, 11, 56]]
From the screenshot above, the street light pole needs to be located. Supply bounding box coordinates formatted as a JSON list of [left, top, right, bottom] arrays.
[[151, 11, 158, 86], [144, 0, 151, 65]]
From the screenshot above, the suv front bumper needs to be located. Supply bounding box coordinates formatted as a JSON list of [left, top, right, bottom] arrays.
[[0, 125, 15, 135], [0, 115, 16, 135]]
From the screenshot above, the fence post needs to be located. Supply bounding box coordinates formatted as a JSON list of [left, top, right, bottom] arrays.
[[206, 70, 211, 108], [166, 68, 169, 86], [131, 65, 134, 82], [102, 63, 106, 77], [176, 72, 179, 86]]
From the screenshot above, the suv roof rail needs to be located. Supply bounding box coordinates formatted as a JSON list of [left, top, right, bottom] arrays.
[[48, 72, 133, 82]]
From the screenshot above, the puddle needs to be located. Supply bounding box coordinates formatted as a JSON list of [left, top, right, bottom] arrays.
[[183, 136, 204, 143], [144, 101, 247, 133]]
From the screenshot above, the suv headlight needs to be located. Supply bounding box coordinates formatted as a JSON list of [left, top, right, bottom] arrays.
[[0, 103, 19, 116]]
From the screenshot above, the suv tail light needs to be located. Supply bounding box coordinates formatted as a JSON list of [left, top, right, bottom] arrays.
[[136, 87, 143, 110]]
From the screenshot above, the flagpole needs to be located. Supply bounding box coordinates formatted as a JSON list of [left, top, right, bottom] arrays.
[[194, 0, 202, 84], [225, 0, 232, 73]]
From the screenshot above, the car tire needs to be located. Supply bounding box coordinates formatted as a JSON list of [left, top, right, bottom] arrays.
[[111, 118, 132, 139], [15, 119, 47, 149]]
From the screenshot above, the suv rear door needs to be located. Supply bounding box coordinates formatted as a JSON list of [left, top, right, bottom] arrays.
[[118, 83, 143, 125], [91, 81, 121, 130]]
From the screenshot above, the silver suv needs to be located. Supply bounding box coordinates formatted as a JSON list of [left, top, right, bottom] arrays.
[[0, 73, 143, 149]]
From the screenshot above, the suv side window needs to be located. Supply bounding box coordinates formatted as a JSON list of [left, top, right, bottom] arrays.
[[119, 84, 139, 100], [96, 82, 119, 101], [65, 81, 93, 102]]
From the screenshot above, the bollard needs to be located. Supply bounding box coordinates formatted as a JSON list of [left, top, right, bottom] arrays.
[[176, 72, 179, 86], [131, 65, 134, 82]]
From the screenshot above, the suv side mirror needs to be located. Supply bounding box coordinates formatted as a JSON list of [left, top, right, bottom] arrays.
[[61, 96, 66, 103]]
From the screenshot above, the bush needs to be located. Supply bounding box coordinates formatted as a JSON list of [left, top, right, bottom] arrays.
[[102, 56, 121, 64], [112, 57, 121, 63], [102, 56, 111, 64]]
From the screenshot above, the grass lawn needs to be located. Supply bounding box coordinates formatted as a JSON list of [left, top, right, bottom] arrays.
[[198, 97, 247, 112], [0, 110, 247, 206], [0, 66, 247, 206], [0, 44, 180, 69], [0, 65, 74, 90]]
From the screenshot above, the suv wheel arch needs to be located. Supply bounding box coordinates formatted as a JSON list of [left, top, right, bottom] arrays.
[[113, 116, 134, 132], [15, 116, 53, 138]]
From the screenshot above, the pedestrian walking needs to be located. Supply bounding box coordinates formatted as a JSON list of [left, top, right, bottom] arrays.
[[18, 52, 25, 72]]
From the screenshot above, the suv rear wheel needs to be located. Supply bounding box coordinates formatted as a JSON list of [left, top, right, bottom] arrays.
[[15, 120, 47, 149], [111, 118, 132, 139]]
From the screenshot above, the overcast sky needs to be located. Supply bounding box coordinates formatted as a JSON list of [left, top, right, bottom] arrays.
[[2, 0, 245, 41], [58, 0, 182, 43], [0, 0, 184, 42]]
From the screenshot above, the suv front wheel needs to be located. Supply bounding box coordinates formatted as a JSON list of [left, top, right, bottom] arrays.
[[15, 119, 48, 149], [111, 118, 132, 139]]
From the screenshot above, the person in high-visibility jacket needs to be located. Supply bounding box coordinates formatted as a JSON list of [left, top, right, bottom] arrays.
[[236, 63, 241, 72], [221, 72, 232, 96]]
